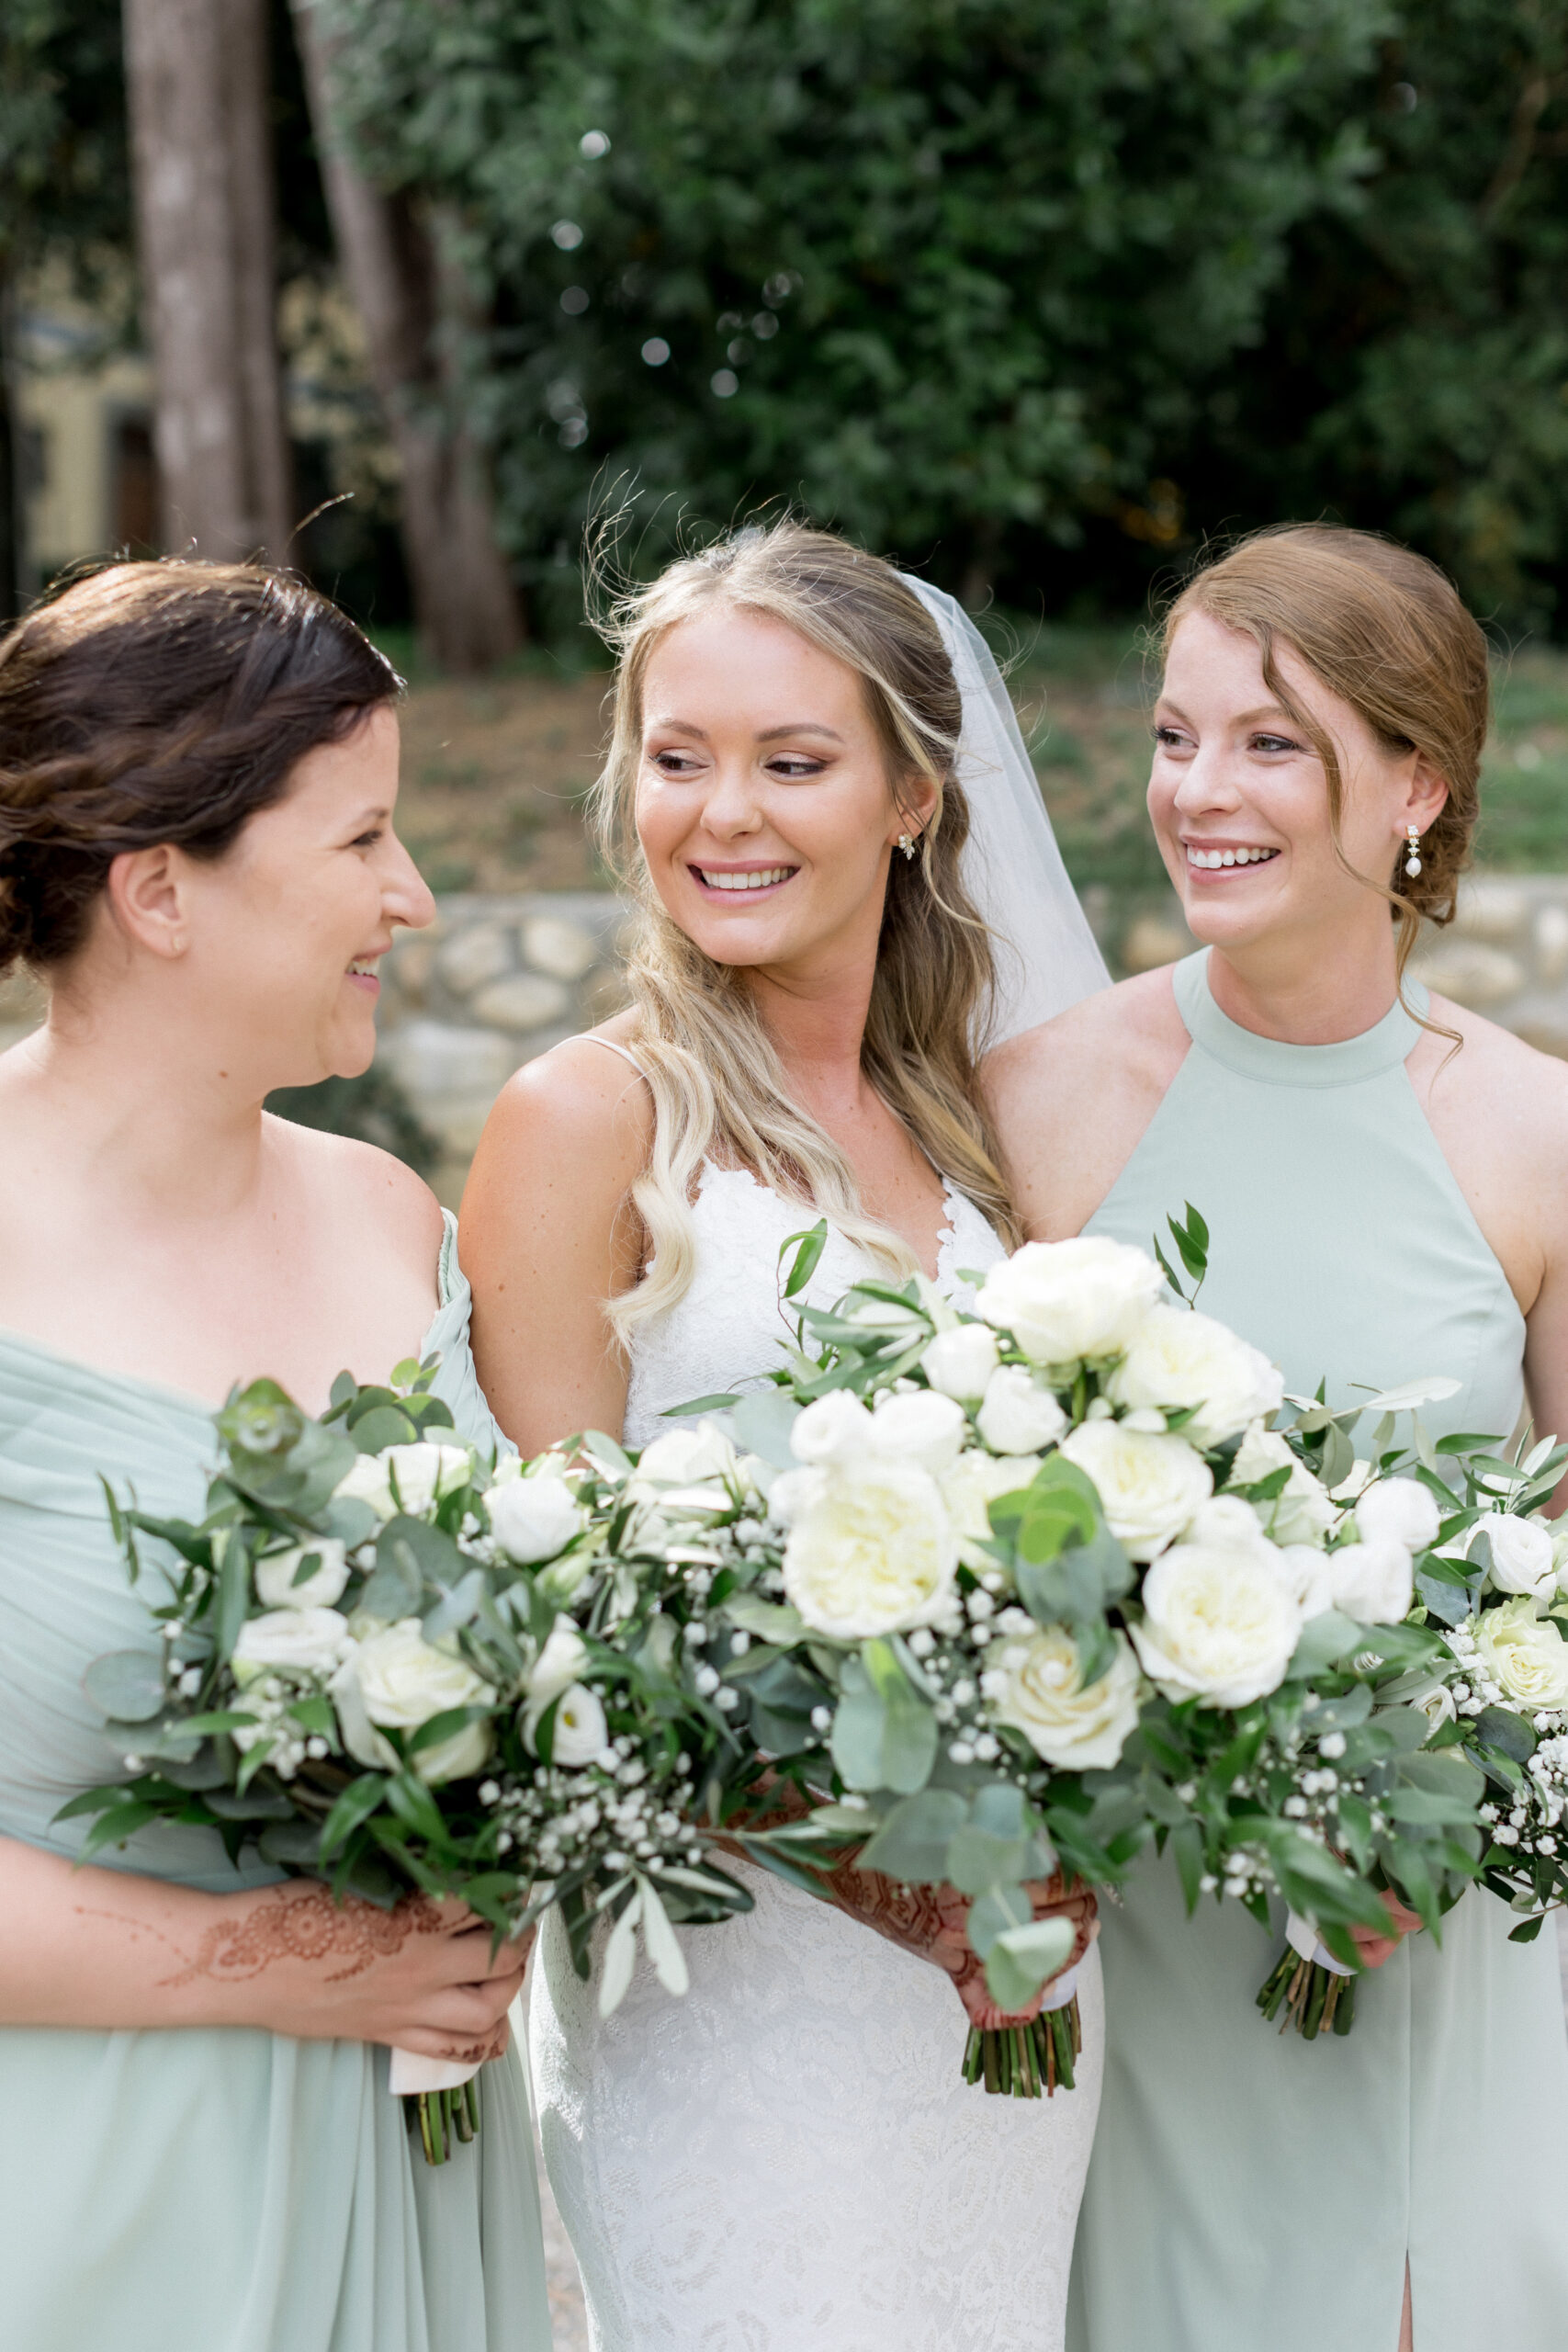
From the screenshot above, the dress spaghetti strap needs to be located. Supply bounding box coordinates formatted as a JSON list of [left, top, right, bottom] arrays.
[[568, 1032, 646, 1076]]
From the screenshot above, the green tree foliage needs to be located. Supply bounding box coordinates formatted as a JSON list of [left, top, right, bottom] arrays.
[[320, 0, 1389, 616], [1198, 3, 1568, 629]]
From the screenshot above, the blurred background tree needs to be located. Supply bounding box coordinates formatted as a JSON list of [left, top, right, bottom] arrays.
[[8, 0, 1568, 640]]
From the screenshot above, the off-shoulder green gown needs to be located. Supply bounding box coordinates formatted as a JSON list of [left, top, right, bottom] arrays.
[[0, 1213, 549, 2352], [1067, 953, 1568, 2352]]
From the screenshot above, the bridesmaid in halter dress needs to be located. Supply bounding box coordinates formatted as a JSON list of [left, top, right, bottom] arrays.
[[0, 562, 547, 2352], [987, 526, 1568, 2352], [462, 523, 1100, 2351]]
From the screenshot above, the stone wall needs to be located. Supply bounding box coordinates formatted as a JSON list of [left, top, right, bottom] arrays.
[[375, 894, 631, 1201]]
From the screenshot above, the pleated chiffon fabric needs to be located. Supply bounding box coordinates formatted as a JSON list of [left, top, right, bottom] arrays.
[[0, 1212, 549, 2352], [1068, 952, 1568, 2352]]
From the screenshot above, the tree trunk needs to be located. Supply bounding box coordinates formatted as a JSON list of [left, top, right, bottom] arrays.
[[0, 280, 21, 621], [288, 0, 522, 672], [123, 0, 291, 560]]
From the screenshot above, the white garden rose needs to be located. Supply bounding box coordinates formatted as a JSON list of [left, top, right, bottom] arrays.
[[976, 1364, 1068, 1457], [1474, 1598, 1568, 1711], [1276, 1542, 1340, 1618], [868, 1388, 968, 1476], [346, 1617, 493, 1784], [634, 1420, 739, 1491], [941, 1449, 1041, 1566], [254, 1539, 349, 1611], [782, 1458, 958, 1639], [1482, 1512, 1558, 1601], [1354, 1477, 1442, 1556], [920, 1322, 999, 1403], [489, 1473, 585, 1565], [546, 1682, 609, 1768], [1322, 1538, 1415, 1625], [989, 1624, 1142, 1770], [790, 1390, 874, 1467], [334, 1441, 473, 1523], [1105, 1305, 1283, 1446], [976, 1238, 1164, 1369], [1057, 1420, 1213, 1562], [1228, 1423, 1338, 1546], [1131, 1535, 1302, 1707], [232, 1606, 352, 1685]]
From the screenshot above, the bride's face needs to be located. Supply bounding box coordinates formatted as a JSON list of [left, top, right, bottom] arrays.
[[1148, 610, 1445, 956], [635, 605, 931, 977]]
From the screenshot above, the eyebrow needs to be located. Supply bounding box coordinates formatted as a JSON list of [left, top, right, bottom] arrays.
[[644, 720, 845, 744], [1156, 699, 1296, 729]]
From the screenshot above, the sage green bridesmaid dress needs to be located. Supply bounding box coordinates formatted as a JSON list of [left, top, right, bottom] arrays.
[[1067, 952, 1568, 2352], [0, 1212, 550, 2352]]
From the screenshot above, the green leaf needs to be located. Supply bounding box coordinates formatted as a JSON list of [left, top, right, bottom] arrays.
[[256, 1820, 325, 1867], [729, 1387, 801, 1468], [722, 1594, 807, 1644], [318, 1772, 391, 1859], [661, 1392, 744, 1417], [1286, 1610, 1365, 1679], [965, 1880, 1032, 1956], [983, 1916, 1077, 2012], [857, 1788, 968, 1884], [829, 1643, 938, 1794], [349, 1404, 421, 1454], [1472, 1705, 1537, 1765], [780, 1220, 829, 1300], [81, 1650, 166, 1724]]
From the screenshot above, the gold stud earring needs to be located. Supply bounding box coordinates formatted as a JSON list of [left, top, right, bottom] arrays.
[[1404, 824, 1423, 879], [897, 833, 917, 861]]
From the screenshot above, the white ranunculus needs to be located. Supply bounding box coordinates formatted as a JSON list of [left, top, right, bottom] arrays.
[[920, 1323, 1000, 1403], [976, 1238, 1165, 1369], [635, 1420, 739, 1489], [941, 1449, 1041, 1566], [782, 1459, 958, 1639], [1058, 1420, 1213, 1562], [1475, 1599, 1568, 1711], [254, 1539, 349, 1611], [1277, 1542, 1341, 1618], [1354, 1477, 1442, 1556], [790, 1390, 874, 1467], [1106, 1304, 1283, 1447], [547, 1683, 609, 1768], [1132, 1536, 1302, 1707], [232, 1606, 352, 1686], [868, 1388, 968, 1476], [348, 1617, 493, 1784], [334, 1441, 473, 1523], [1483, 1512, 1558, 1601], [976, 1364, 1068, 1457], [489, 1474, 585, 1565], [989, 1624, 1143, 1770], [1228, 1423, 1338, 1547], [523, 1619, 592, 1746], [1322, 1538, 1415, 1625], [1409, 1677, 1459, 1734]]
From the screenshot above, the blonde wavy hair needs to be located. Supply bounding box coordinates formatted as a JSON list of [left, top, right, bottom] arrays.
[[590, 520, 1020, 1343]]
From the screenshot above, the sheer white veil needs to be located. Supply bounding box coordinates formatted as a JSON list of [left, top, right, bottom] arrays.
[[901, 576, 1110, 1044]]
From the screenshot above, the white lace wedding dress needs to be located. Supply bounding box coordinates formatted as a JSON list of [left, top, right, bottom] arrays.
[[527, 1162, 1104, 2351]]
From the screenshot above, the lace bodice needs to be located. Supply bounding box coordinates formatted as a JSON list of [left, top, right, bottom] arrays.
[[623, 1162, 1006, 1448], [531, 1159, 1102, 2350]]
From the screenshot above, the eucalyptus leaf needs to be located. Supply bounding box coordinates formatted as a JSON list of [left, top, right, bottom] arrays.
[[984, 1916, 1077, 2012], [730, 1387, 802, 1470], [857, 1788, 967, 1884], [349, 1404, 420, 1455], [966, 1881, 1032, 1956], [256, 1819, 325, 1866], [1286, 1610, 1364, 1679], [82, 1650, 166, 1724]]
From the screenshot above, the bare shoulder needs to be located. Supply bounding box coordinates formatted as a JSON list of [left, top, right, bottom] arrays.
[[477, 1016, 653, 1175], [982, 968, 1189, 1240], [1416, 994, 1568, 1158], [263, 1114, 445, 1263], [984, 967, 1186, 1124]]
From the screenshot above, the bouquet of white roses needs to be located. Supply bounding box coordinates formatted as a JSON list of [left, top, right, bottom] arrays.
[[634, 1215, 1488, 2085], [63, 1361, 752, 2163]]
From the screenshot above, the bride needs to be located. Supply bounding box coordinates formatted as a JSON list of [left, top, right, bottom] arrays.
[[462, 521, 1110, 2349]]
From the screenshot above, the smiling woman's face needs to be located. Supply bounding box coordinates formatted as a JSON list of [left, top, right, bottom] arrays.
[[634, 605, 932, 980], [1149, 609, 1444, 956]]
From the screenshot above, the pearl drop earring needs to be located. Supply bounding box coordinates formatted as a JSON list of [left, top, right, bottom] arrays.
[[897, 833, 917, 861], [1404, 824, 1423, 879]]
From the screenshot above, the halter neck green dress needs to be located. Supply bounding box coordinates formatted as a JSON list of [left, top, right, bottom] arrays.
[[0, 1213, 549, 2352], [1067, 953, 1568, 2352]]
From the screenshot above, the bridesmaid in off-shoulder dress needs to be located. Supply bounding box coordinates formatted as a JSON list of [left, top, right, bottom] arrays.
[[0, 561, 547, 2352]]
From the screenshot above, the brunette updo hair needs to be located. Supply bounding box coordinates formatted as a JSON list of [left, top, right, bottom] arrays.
[[1162, 525, 1489, 971], [0, 560, 400, 976]]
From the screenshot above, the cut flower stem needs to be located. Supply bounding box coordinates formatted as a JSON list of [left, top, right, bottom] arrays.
[[963, 1994, 1081, 2098], [409, 2075, 482, 2165], [1256, 1951, 1358, 2040]]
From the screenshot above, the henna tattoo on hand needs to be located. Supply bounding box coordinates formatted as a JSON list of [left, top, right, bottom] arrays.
[[79, 1883, 447, 1989]]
